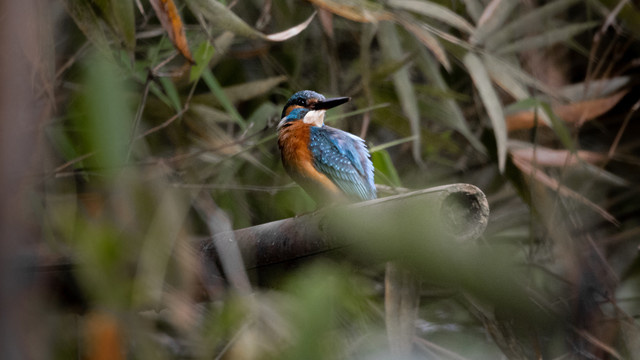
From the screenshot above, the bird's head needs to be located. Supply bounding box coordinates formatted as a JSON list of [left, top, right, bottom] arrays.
[[278, 90, 350, 129]]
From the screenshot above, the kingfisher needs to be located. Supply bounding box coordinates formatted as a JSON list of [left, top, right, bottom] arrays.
[[277, 90, 376, 205]]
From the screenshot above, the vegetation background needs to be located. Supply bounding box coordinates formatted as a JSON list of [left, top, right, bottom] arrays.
[[1, 0, 639, 359]]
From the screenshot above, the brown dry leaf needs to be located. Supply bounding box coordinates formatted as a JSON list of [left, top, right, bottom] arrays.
[[85, 312, 125, 360], [510, 147, 607, 167], [308, 0, 393, 23], [506, 89, 629, 131], [150, 0, 194, 63], [512, 156, 619, 225]]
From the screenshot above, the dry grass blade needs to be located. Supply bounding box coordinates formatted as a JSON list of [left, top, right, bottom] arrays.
[[150, 0, 194, 63], [476, 0, 502, 26], [194, 195, 252, 295], [133, 179, 193, 307], [509, 145, 606, 167], [308, 0, 392, 23], [388, 0, 475, 34], [506, 89, 629, 131], [265, 12, 316, 41], [560, 76, 630, 101], [512, 156, 619, 225]]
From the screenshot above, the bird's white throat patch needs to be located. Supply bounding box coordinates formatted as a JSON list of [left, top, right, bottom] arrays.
[[303, 110, 326, 127]]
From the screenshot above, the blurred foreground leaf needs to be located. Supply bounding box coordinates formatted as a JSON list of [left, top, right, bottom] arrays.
[[74, 52, 131, 174]]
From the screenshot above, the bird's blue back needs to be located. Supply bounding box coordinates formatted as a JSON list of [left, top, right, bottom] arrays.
[[309, 125, 376, 201]]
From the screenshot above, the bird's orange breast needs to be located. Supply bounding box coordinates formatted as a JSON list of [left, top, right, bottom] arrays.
[[278, 122, 341, 201]]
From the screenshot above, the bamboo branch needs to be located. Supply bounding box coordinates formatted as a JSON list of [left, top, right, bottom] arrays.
[[200, 183, 490, 269]]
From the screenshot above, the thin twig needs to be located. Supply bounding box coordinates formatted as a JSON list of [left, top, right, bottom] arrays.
[[608, 98, 640, 160], [53, 152, 95, 174], [171, 182, 296, 193], [127, 71, 153, 159], [135, 106, 189, 140]]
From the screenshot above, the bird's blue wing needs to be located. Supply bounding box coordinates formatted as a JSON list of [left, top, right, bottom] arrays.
[[309, 126, 376, 201]]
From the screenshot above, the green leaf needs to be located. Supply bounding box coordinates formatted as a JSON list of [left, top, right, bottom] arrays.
[[503, 97, 546, 114], [103, 0, 136, 50], [463, 52, 507, 172], [148, 81, 176, 110], [325, 103, 390, 123], [246, 102, 280, 129], [378, 22, 424, 166], [371, 53, 415, 81], [461, 0, 484, 23], [388, 0, 475, 34], [498, 22, 598, 54], [187, 0, 261, 39], [482, 53, 559, 98], [201, 69, 246, 129], [470, 0, 519, 46], [158, 77, 181, 112], [372, 149, 402, 188], [538, 102, 575, 152], [191, 76, 288, 110], [487, 0, 582, 49], [190, 41, 216, 82], [223, 76, 288, 103], [187, 0, 316, 42], [397, 18, 451, 71], [482, 54, 530, 100], [414, 45, 486, 154], [60, 0, 111, 54], [370, 135, 418, 153]]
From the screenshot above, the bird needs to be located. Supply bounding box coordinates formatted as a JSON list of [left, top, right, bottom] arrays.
[[277, 90, 376, 205]]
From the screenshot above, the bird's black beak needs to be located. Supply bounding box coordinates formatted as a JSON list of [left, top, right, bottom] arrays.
[[313, 96, 350, 110]]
